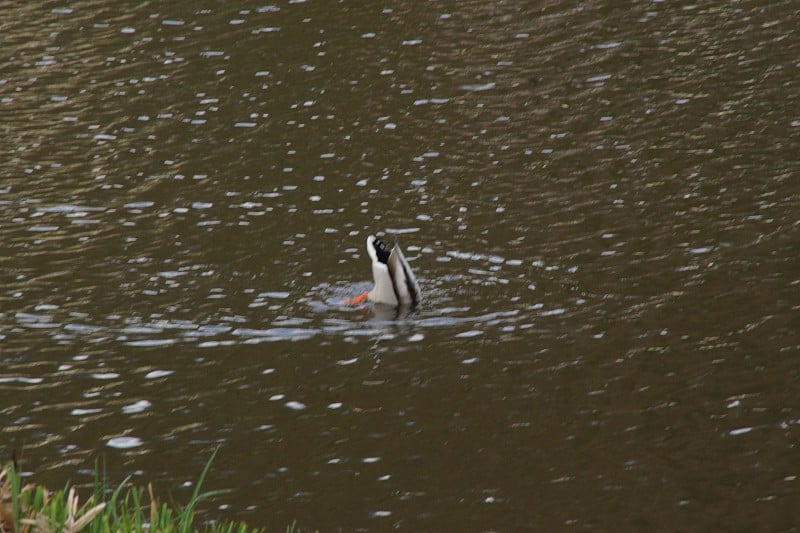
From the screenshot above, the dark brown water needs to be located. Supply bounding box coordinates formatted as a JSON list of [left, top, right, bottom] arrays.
[[2, 0, 799, 530]]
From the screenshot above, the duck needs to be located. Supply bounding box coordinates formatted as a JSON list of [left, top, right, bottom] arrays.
[[346, 235, 422, 306]]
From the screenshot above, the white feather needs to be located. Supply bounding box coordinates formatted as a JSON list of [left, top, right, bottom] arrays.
[[364, 235, 421, 306], [369, 260, 399, 306]]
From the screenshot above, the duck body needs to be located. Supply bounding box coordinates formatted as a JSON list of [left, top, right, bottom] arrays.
[[349, 235, 422, 307]]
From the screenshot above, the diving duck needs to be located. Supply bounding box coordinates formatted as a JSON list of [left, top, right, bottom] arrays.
[[347, 235, 422, 306]]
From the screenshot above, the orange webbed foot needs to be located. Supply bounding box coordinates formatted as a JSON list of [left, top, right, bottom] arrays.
[[345, 291, 369, 305]]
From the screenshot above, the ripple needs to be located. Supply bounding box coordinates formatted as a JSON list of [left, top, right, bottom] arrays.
[[107, 436, 143, 449], [27, 225, 59, 232], [70, 408, 102, 416], [232, 327, 319, 340], [123, 339, 177, 347], [144, 370, 174, 379], [263, 291, 291, 299], [461, 82, 495, 92], [91, 373, 120, 380], [121, 400, 152, 414]]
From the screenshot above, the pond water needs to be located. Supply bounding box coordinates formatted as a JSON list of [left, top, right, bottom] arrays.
[[2, 0, 799, 530]]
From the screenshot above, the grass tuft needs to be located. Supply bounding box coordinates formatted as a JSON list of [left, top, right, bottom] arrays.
[[0, 452, 265, 533]]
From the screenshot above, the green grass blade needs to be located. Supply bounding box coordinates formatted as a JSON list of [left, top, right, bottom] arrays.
[[179, 447, 221, 532]]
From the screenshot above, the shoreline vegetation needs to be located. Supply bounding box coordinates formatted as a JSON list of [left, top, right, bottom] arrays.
[[0, 450, 280, 533]]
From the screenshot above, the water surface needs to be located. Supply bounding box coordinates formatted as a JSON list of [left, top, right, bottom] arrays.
[[2, 0, 799, 530]]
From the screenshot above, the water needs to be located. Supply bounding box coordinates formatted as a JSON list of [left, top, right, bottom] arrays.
[[2, 0, 799, 530]]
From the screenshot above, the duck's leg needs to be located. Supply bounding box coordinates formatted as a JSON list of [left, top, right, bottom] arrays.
[[345, 292, 369, 305]]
